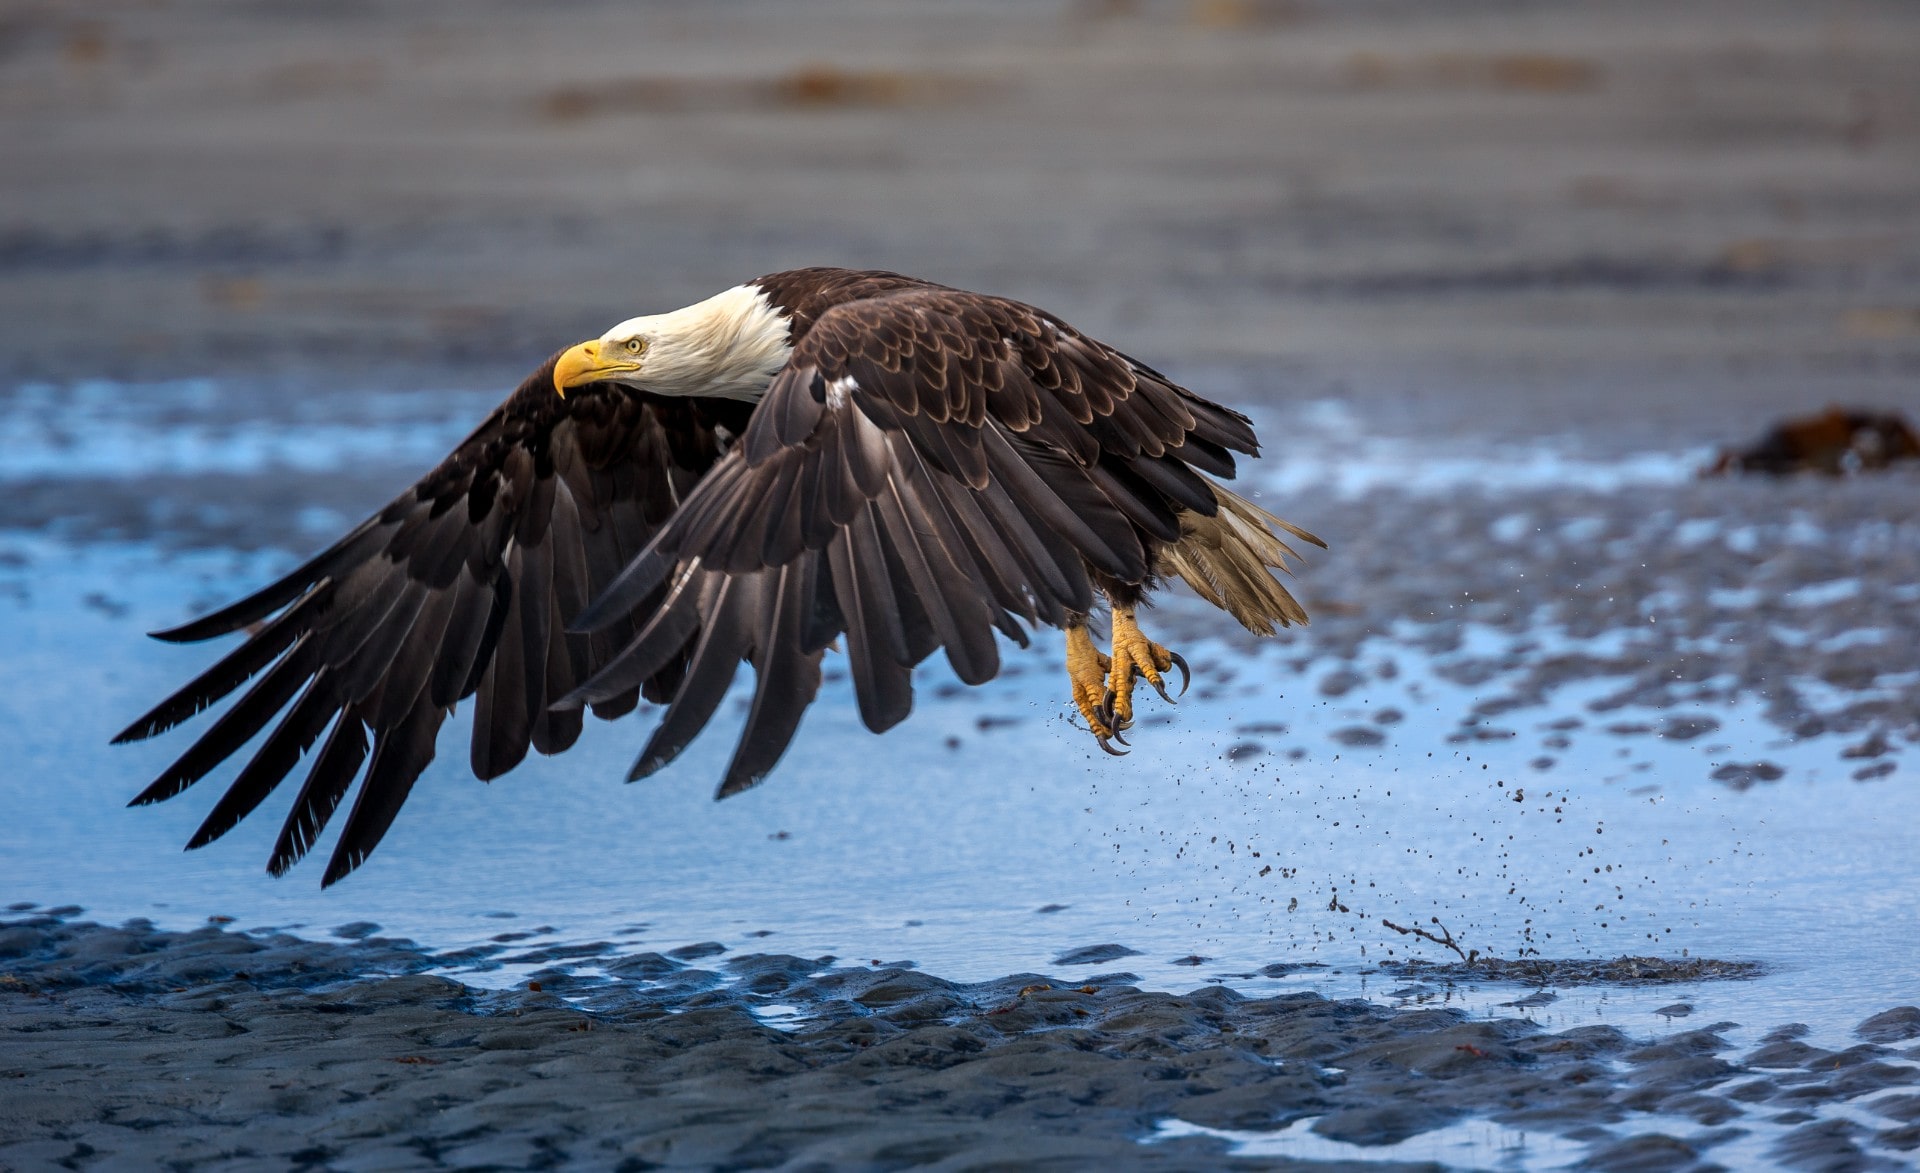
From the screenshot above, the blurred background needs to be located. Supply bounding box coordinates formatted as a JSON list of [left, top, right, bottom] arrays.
[[3, 0, 1916, 433]]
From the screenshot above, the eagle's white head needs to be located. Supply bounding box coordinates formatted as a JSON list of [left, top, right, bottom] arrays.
[[552, 284, 792, 402]]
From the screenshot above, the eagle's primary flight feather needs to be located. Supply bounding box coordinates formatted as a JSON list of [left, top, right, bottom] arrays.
[[117, 268, 1320, 885]]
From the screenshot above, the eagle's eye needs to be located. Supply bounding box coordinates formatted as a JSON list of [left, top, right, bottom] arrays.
[[624, 338, 646, 355]]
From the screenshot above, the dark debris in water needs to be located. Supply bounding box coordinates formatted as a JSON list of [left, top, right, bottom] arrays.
[[1377, 955, 1766, 986]]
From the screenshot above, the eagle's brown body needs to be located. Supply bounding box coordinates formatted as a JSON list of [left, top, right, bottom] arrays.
[[119, 269, 1318, 885]]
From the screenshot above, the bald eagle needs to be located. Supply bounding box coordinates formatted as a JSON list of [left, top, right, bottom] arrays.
[[117, 269, 1321, 885]]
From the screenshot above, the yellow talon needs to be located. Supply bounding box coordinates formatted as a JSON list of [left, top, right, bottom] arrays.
[[1066, 624, 1118, 745], [1106, 606, 1179, 729]]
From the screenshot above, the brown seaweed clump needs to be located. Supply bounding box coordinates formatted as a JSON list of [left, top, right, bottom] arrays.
[[1708, 406, 1920, 476]]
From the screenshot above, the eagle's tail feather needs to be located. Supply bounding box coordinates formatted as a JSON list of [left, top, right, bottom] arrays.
[[1158, 481, 1324, 636]]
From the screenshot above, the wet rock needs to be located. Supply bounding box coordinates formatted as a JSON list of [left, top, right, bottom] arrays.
[[1858, 1007, 1920, 1045], [668, 941, 728, 961], [1515, 1025, 1635, 1061], [852, 971, 953, 1009], [1711, 761, 1785, 790], [1330, 725, 1385, 747], [1627, 1026, 1739, 1065], [604, 952, 682, 980], [1843, 731, 1895, 760], [1771, 1118, 1880, 1170], [1746, 1039, 1832, 1069], [1880, 1124, 1920, 1152], [433, 943, 505, 966], [1658, 715, 1720, 740], [1729, 1077, 1781, 1103], [1867, 1093, 1920, 1123], [1051, 943, 1140, 966], [1579, 1132, 1703, 1172], [1827, 1061, 1920, 1099], [1312, 1103, 1461, 1146], [725, 953, 830, 994], [1661, 1093, 1743, 1127], [500, 940, 615, 964], [1317, 666, 1365, 697], [1257, 961, 1326, 978]]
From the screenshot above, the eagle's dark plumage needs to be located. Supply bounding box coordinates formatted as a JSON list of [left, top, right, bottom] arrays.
[[117, 268, 1320, 885]]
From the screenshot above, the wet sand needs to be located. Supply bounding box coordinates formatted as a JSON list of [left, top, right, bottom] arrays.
[[6, 1, 1920, 1169], [5, 914, 1917, 1170]]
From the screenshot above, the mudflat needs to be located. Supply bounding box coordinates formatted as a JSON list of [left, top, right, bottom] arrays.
[[6, 2, 1920, 1169], [5, 914, 1918, 1170]]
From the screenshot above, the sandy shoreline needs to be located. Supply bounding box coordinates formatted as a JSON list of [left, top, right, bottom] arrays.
[[3, 914, 1917, 1170]]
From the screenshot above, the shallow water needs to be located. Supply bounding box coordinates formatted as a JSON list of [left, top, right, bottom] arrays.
[[4, 532, 1912, 1041], [1149, 1116, 1594, 1168], [2, 379, 1916, 1145], [1153, 1097, 1920, 1170]]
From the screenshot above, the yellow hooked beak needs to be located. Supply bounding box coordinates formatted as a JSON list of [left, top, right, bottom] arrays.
[[552, 340, 640, 397]]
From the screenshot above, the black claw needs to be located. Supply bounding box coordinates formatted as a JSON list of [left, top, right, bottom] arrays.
[[1145, 673, 1176, 705], [1112, 726, 1130, 747], [1167, 651, 1191, 697], [1096, 734, 1129, 757]]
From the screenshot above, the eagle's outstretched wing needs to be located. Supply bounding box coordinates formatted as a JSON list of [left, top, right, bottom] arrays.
[[116, 353, 747, 885], [566, 287, 1261, 795]]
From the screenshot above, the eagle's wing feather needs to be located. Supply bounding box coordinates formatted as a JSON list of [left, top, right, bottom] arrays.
[[570, 288, 1258, 796], [116, 353, 728, 885]]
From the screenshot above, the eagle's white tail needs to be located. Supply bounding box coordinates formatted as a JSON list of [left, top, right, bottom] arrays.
[[1157, 481, 1324, 635]]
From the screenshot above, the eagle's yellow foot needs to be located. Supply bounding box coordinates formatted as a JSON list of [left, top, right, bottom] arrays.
[[1098, 606, 1191, 736], [1066, 624, 1126, 755]]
